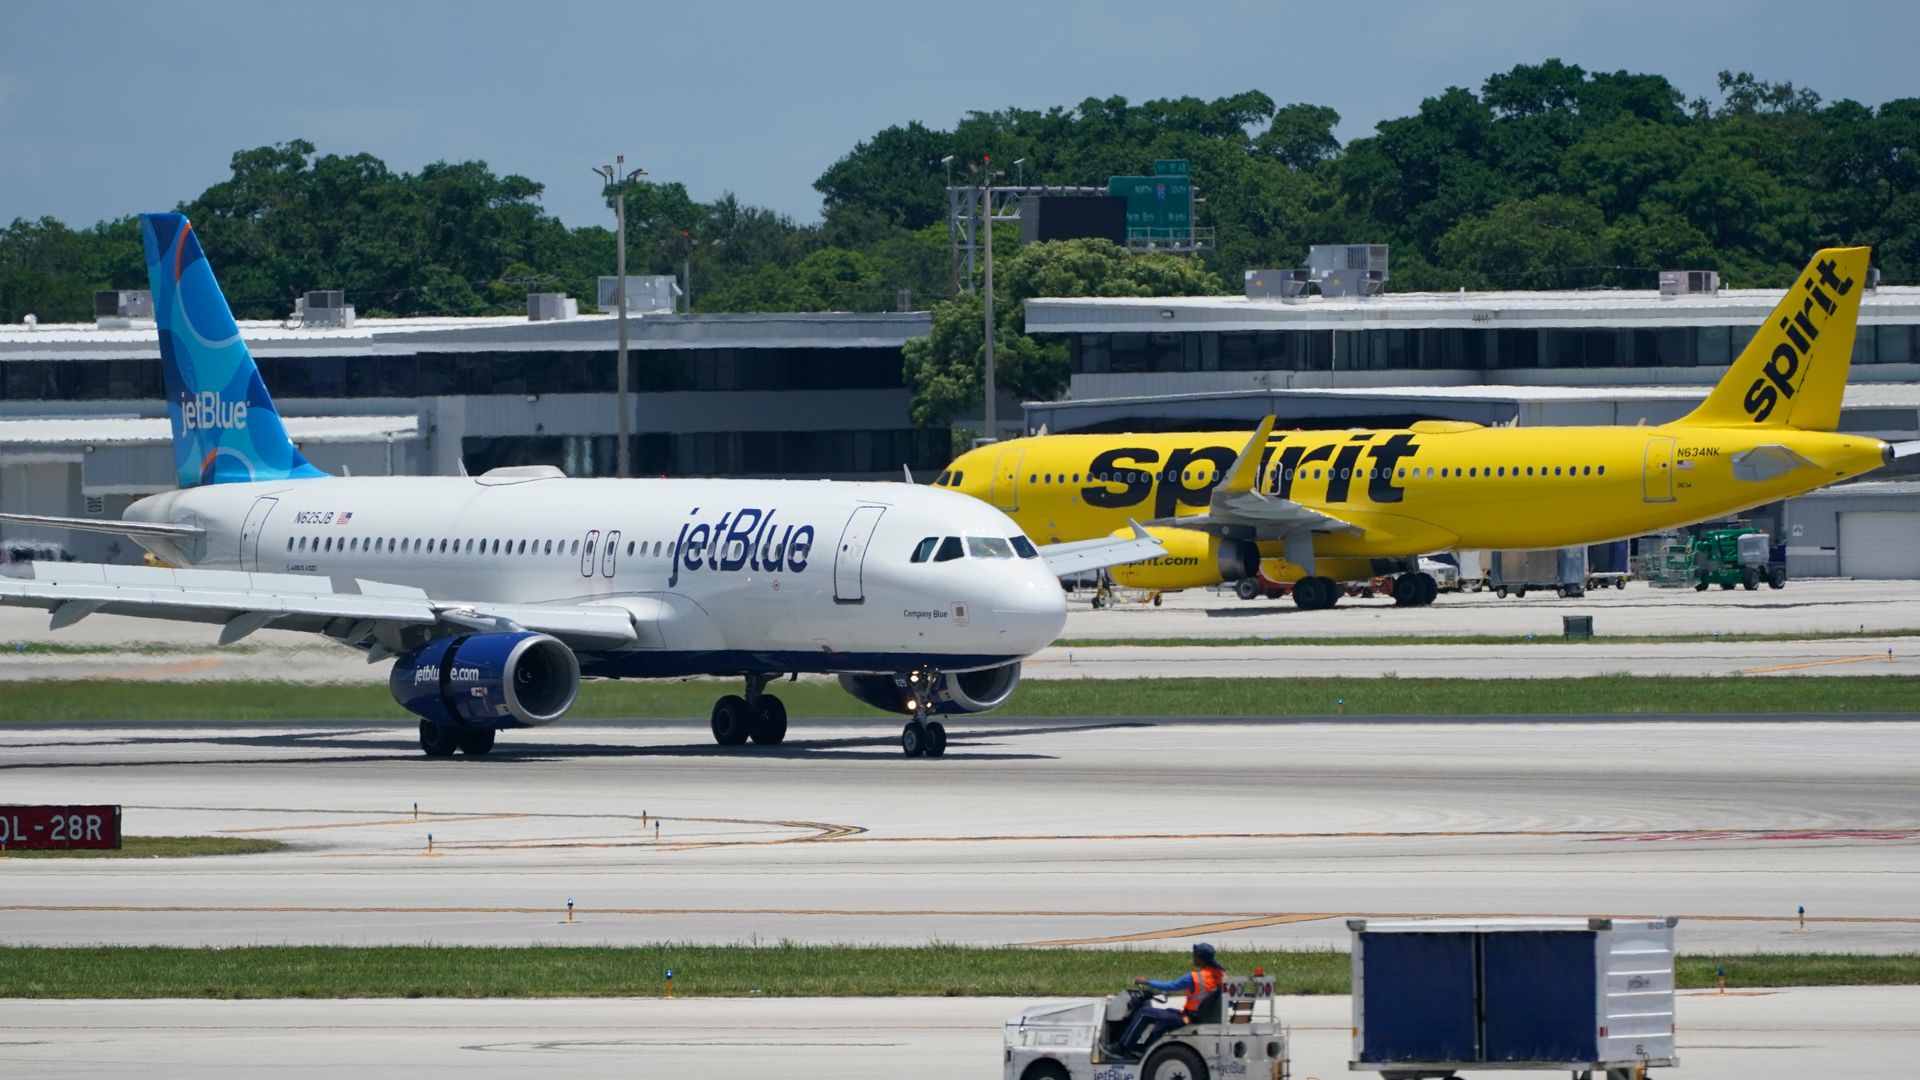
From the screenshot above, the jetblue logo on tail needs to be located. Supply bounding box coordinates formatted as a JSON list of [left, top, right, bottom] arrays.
[[180, 391, 249, 431], [1743, 257, 1855, 423]]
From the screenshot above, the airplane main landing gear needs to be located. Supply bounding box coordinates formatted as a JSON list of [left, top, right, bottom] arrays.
[[1290, 575, 1341, 611], [900, 668, 947, 759], [418, 721, 493, 757], [1393, 570, 1439, 607], [710, 674, 789, 747]]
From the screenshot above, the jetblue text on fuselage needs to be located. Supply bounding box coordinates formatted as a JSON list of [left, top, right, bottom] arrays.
[[668, 506, 815, 587], [179, 391, 249, 431]]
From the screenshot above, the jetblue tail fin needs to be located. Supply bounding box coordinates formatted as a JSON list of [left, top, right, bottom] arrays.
[[140, 213, 325, 487], [1679, 247, 1870, 431]]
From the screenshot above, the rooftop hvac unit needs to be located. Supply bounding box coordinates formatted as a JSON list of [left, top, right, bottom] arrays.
[[1317, 268, 1388, 298], [92, 289, 154, 324], [527, 293, 577, 321], [597, 275, 681, 315], [1307, 244, 1390, 275], [1867, 267, 1881, 293], [1657, 270, 1720, 297], [1245, 268, 1310, 299], [300, 290, 355, 327]]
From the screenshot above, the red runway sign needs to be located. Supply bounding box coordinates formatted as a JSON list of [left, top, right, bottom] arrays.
[[0, 806, 121, 850]]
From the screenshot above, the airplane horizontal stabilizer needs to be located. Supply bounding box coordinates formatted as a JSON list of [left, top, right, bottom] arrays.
[[1891, 441, 1920, 459], [1729, 445, 1820, 482]]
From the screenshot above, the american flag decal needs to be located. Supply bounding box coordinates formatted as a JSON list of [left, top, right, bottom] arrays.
[[337, 512, 353, 524], [1675, 460, 1692, 471]]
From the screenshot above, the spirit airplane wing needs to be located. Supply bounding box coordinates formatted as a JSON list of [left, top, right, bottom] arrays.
[[1144, 415, 1362, 539], [1037, 521, 1166, 576]]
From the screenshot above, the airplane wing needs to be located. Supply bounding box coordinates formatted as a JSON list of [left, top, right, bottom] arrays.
[[1890, 440, 1920, 459], [0, 561, 638, 649], [1144, 414, 1362, 540], [0, 511, 205, 541], [1038, 522, 1166, 576]]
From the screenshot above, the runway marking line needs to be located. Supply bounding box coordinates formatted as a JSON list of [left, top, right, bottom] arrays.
[[223, 814, 526, 833], [3, 905, 1914, 926], [1025, 913, 1337, 947], [1740, 654, 1891, 674]]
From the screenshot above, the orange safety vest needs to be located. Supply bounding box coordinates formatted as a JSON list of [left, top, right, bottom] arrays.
[[1182, 966, 1224, 1018]]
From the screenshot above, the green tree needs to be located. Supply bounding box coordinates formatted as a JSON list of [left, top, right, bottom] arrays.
[[903, 239, 1223, 426], [1434, 195, 1608, 289]]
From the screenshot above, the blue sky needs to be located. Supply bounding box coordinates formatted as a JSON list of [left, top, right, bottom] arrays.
[[4, 0, 1916, 230]]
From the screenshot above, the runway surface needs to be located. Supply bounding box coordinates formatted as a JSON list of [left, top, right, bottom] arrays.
[[3, 715, 1915, 955], [2, 989, 1915, 1080]]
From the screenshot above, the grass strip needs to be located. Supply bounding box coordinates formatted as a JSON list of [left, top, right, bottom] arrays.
[[0, 836, 286, 859], [3, 676, 1919, 724], [0, 945, 1911, 999], [1057, 629, 1920, 648]]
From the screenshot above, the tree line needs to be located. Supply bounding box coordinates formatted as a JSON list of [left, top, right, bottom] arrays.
[[3, 62, 1914, 425]]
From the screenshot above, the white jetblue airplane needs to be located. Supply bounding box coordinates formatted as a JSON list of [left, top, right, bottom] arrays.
[[0, 214, 1160, 758]]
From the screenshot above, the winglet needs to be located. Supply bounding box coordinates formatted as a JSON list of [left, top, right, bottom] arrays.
[[1219, 415, 1277, 494], [1128, 518, 1152, 539]]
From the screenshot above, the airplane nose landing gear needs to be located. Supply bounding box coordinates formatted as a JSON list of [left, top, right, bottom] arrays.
[[900, 668, 947, 758]]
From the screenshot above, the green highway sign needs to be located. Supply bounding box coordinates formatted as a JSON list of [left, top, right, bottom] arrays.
[[1107, 174, 1192, 235]]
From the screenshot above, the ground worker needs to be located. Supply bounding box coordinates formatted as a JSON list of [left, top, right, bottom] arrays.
[[1114, 942, 1226, 1058]]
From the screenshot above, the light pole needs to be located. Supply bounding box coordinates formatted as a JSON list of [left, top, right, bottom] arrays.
[[940, 155, 956, 297], [980, 156, 1002, 443], [593, 156, 646, 478]]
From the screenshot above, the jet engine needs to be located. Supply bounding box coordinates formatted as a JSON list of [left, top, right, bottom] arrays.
[[390, 631, 580, 729], [837, 662, 1022, 716], [1106, 526, 1259, 591]]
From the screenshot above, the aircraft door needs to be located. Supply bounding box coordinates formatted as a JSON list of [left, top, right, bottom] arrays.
[[602, 530, 621, 577], [580, 530, 600, 577], [833, 505, 886, 603], [239, 496, 278, 571], [991, 449, 1023, 511], [1642, 437, 1677, 503]]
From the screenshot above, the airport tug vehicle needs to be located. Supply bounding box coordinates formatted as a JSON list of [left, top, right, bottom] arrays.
[[1004, 970, 1288, 1080]]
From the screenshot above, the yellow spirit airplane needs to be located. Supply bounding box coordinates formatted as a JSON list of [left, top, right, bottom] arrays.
[[937, 247, 1915, 609]]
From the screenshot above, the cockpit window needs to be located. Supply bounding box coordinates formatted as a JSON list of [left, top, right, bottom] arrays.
[[934, 536, 965, 562], [949, 471, 963, 486], [934, 472, 950, 486], [1011, 535, 1039, 559], [967, 536, 1015, 559], [910, 536, 939, 563]]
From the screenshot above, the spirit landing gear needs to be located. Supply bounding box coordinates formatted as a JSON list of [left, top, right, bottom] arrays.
[[418, 721, 493, 758], [710, 674, 789, 747], [899, 668, 947, 759], [1290, 575, 1341, 611], [1393, 570, 1439, 607]]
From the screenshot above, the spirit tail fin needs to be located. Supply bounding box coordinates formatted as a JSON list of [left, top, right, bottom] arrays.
[[140, 212, 325, 487], [1679, 247, 1871, 431]]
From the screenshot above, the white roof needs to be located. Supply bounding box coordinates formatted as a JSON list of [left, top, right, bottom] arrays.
[[0, 310, 930, 359], [1030, 382, 1920, 410], [1027, 285, 1920, 332], [0, 415, 420, 447]]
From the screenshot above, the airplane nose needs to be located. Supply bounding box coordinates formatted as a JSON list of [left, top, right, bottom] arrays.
[[990, 571, 1068, 648]]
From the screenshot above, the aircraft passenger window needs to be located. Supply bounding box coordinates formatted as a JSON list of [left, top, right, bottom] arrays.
[[934, 536, 964, 562], [1011, 536, 1039, 559], [1496, 467, 1505, 477], [910, 537, 939, 563], [1396, 468, 1405, 478], [626, 541, 634, 556], [1597, 466, 1606, 476], [1029, 474, 1037, 484], [286, 538, 294, 551], [967, 536, 1015, 559], [570, 540, 580, 556], [1583, 466, 1591, 476]]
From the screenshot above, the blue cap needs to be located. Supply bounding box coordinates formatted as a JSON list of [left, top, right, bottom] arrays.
[[1192, 942, 1218, 966]]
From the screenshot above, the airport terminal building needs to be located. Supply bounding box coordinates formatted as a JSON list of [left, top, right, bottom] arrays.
[[0, 307, 937, 561]]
